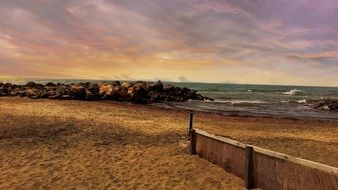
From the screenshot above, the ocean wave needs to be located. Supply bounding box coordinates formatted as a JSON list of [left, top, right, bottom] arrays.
[[296, 99, 307, 104], [281, 99, 307, 104], [283, 89, 305, 95], [209, 99, 268, 105]]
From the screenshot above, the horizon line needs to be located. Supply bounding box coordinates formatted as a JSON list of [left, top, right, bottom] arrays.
[[0, 76, 337, 88]]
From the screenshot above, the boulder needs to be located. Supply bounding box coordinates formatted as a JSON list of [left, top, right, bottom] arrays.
[[99, 84, 114, 99], [39, 90, 50, 98], [85, 84, 99, 101], [45, 82, 56, 87], [117, 87, 128, 99], [310, 99, 338, 111], [164, 85, 176, 94], [129, 83, 149, 104], [49, 93, 62, 99], [148, 80, 163, 92], [110, 86, 126, 100], [26, 82, 36, 88], [195, 94, 204, 101], [70, 85, 86, 100], [112, 81, 121, 86], [26, 89, 39, 99], [56, 85, 69, 96], [85, 90, 98, 101], [121, 82, 131, 89], [60, 95, 71, 100]]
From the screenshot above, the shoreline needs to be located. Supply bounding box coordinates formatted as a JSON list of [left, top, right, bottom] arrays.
[[152, 102, 338, 123]]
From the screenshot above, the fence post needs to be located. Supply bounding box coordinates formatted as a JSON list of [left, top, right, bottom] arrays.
[[190, 129, 196, 155], [189, 111, 194, 138], [245, 146, 254, 189]]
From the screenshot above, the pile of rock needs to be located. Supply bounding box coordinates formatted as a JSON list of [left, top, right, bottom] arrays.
[[0, 81, 213, 104], [308, 99, 338, 111]]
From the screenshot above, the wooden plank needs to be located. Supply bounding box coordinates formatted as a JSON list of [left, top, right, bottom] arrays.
[[195, 128, 338, 175], [189, 111, 194, 137], [251, 145, 338, 175], [195, 129, 246, 148], [190, 129, 196, 155], [245, 146, 255, 189]]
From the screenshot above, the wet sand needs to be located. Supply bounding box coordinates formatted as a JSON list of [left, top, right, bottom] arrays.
[[0, 97, 337, 189]]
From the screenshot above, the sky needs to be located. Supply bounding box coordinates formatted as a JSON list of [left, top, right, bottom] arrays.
[[0, 0, 338, 86]]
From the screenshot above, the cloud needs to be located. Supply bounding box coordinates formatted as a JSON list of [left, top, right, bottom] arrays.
[[178, 76, 188, 82], [0, 0, 337, 86]]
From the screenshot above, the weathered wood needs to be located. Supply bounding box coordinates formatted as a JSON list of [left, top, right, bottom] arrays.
[[195, 133, 247, 178], [195, 129, 246, 148], [251, 145, 338, 175], [189, 111, 194, 138], [245, 146, 254, 189], [194, 128, 338, 190], [195, 129, 338, 175], [190, 129, 196, 155]]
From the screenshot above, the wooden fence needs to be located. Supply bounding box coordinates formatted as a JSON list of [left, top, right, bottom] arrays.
[[188, 112, 338, 190]]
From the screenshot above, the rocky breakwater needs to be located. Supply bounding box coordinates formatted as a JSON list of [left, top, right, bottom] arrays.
[[0, 81, 213, 104]]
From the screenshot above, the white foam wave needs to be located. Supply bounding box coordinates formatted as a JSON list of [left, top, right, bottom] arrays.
[[212, 100, 268, 105], [283, 89, 304, 95], [296, 99, 307, 104], [281, 99, 307, 104]]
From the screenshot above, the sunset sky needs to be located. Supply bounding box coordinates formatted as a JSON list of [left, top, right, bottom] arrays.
[[0, 0, 338, 86]]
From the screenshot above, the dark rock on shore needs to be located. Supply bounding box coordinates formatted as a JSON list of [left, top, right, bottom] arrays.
[[0, 80, 213, 104], [309, 99, 338, 111]]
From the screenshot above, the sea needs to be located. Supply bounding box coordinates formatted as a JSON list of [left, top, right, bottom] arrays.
[[1, 78, 338, 120]]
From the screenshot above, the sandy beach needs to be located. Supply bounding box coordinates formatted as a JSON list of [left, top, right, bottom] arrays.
[[0, 97, 337, 189]]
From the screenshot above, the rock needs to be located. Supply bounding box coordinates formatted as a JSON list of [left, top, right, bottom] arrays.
[[40, 90, 49, 98], [310, 99, 338, 111], [164, 85, 175, 94], [45, 82, 56, 87], [148, 80, 163, 92], [129, 83, 149, 104], [10, 90, 19, 96], [195, 94, 204, 100], [0, 80, 210, 104], [85, 84, 99, 101], [88, 84, 99, 94], [26, 82, 36, 88], [85, 90, 98, 101], [121, 82, 131, 89], [19, 90, 26, 97], [70, 85, 86, 100], [26, 89, 37, 97], [56, 85, 69, 96], [111, 86, 128, 100], [149, 92, 161, 102], [99, 84, 114, 99], [112, 81, 120, 86], [49, 93, 62, 99], [60, 95, 71, 100]]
